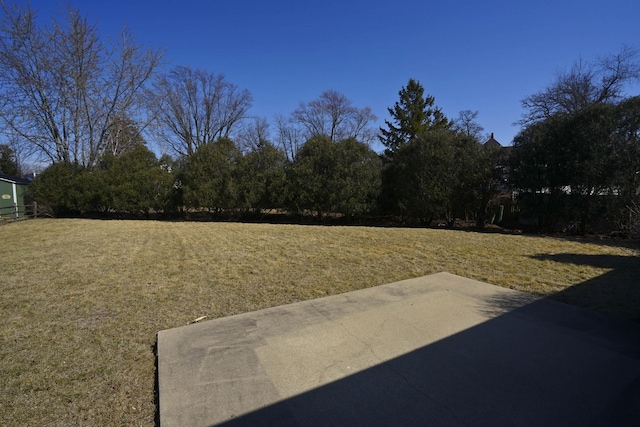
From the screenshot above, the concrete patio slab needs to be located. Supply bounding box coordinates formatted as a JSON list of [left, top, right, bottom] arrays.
[[157, 272, 640, 427]]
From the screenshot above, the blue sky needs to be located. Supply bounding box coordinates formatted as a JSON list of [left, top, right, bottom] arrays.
[[27, 0, 640, 149]]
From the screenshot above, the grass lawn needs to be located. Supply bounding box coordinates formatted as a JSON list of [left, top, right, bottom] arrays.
[[1, 218, 638, 426]]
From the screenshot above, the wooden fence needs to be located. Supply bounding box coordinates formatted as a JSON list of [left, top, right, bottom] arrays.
[[0, 202, 38, 223]]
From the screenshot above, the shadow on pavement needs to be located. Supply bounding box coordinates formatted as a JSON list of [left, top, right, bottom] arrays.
[[213, 274, 640, 427], [216, 296, 640, 427], [157, 256, 640, 427]]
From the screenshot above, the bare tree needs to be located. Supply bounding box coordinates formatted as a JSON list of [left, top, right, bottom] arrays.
[[292, 89, 377, 143], [520, 46, 640, 124], [453, 110, 485, 141], [274, 114, 303, 162], [103, 116, 146, 156], [0, 132, 42, 175], [0, 2, 163, 166], [148, 66, 253, 157], [236, 116, 270, 152]]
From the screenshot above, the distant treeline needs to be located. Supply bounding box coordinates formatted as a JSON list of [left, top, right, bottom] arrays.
[[29, 90, 640, 236], [1, 3, 639, 235], [28, 131, 503, 227]]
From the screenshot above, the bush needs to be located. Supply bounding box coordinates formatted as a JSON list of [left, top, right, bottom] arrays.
[[287, 136, 381, 220], [31, 146, 177, 217], [30, 162, 99, 215], [181, 138, 242, 213], [98, 145, 176, 215], [238, 142, 288, 212]]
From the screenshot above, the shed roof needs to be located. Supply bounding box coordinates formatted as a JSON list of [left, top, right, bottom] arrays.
[[0, 174, 31, 185]]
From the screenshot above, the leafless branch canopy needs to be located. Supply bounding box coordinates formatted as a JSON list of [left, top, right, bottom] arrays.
[[453, 110, 485, 141], [0, 2, 163, 166], [519, 46, 640, 124], [291, 89, 377, 144], [148, 66, 253, 157], [236, 117, 270, 152], [274, 114, 303, 162]]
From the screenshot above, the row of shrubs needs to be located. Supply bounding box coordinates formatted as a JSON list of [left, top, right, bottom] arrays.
[[30, 134, 640, 235], [30, 137, 385, 222]]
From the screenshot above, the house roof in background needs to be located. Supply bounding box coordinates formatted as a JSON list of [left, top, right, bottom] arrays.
[[483, 133, 502, 149]]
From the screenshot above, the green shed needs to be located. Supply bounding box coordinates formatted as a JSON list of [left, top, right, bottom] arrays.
[[0, 174, 31, 219]]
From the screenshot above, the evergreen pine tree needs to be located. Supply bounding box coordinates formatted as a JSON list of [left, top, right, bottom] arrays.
[[379, 79, 451, 157]]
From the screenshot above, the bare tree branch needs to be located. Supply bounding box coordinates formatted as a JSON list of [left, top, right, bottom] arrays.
[[453, 110, 485, 141], [519, 46, 640, 125], [0, 2, 163, 166], [237, 116, 270, 152], [274, 113, 302, 162], [291, 89, 377, 144], [148, 66, 252, 157]]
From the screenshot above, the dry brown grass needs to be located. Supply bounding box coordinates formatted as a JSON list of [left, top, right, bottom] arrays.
[[1, 219, 638, 426]]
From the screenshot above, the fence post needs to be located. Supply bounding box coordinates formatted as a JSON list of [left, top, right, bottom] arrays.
[[33, 201, 38, 218]]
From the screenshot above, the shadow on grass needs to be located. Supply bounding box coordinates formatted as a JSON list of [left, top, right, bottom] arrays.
[[531, 253, 640, 323]]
